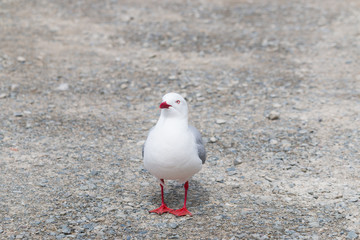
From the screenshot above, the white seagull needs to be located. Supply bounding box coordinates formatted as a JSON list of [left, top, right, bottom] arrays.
[[143, 92, 206, 216]]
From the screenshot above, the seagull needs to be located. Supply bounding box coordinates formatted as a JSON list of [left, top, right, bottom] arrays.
[[143, 92, 206, 216]]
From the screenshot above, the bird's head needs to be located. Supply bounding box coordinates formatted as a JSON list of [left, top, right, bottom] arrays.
[[159, 92, 188, 119]]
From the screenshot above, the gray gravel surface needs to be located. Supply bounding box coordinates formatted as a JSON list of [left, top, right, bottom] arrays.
[[1, 0, 360, 239]]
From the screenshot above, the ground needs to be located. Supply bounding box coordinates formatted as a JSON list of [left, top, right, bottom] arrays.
[[1, 0, 360, 239]]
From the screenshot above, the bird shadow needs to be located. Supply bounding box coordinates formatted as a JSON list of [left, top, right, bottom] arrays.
[[148, 179, 210, 210]]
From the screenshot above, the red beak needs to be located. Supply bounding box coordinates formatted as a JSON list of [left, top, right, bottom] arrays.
[[160, 101, 171, 109]]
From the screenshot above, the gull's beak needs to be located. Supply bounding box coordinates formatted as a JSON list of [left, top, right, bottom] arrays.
[[160, 101, 171, 109]]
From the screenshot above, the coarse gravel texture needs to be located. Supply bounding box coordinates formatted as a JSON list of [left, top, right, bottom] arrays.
[[1, 0, 360, 239]]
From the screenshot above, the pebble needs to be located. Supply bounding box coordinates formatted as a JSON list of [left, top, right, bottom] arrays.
[[14, 112, 23, 117], [347, 197, 358, 202], [233, 157, 242, 166], [215, 119, 226, 124], [272, 103, 281, 108], [346, 231, 358, 240], [17, 56, 26, 63], [210, 137, 217, 143], [83, 223, 95, 231], [309, 221, 319, 228], [215, 176, 224, 183], [61, 225, 71, 234], [0, 93, 8, 99], [169, 223, 178, 229], [267, 111, 280, 120], [46, 218, 56, 224], [10, 84, 19, 92], [281, 140, 291, 148], [263, 176, 275, 182], [56, 83, 69, 91], [226, 167, 237, 176], [335, 194, 343, 199], [168, 234, 180, 239], [270, 139, 278, 145], [56, 234, 65, 239]]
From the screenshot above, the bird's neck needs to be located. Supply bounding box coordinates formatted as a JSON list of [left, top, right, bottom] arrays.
[[156, 115, 188, 130]]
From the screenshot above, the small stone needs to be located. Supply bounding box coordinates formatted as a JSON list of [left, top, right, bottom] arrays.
[[281, 140, 291, 148], [61, 225, 71, 234], [56, 83, 69, 91], [56, 234, 65, 239], [120, 83, 128, 89], [0, 93, 8, 99], [122, 197, 134, 202], [168, 234, 180, 239], [90, 170, 100, 176], [272, 186, 281, 194], [233, 158, 242, 166], [215, 176, 224, 183], [88, 183, 97, 190], [46, 218, 56, 224], [226, 167, 236, 171], [10, 84, 19, 92], [272, 103, 281, 108], [226, 167, 237, 176], [348, 197, 359, 202], [216, 119, 226, 124], [0, 228, 3, 233], [140, 182, 149, 187], [267, 111, 280, 120], [83, 223, 94, 231], [210, 137, 217, 143], [169, 223, 178, 229], [14, 112, 23, 117], [309, 221, 319, 228], [25, 122, 32, 129], [17, 56, 26, 63], [80, 185, 89, 190], [264, 176, 274, 182], [346, 231, 358, 240], [121, 15, 133, 22], [270, 139, 278, 145]]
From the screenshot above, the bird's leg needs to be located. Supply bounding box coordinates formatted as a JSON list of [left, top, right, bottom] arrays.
[[149, 179, 174, 215], [170, 181, 192, 216]]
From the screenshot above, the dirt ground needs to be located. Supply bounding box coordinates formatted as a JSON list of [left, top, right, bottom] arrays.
[[1, 0, 360, 239]]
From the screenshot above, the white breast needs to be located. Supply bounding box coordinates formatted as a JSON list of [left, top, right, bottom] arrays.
[[143, 126, 202, 183]]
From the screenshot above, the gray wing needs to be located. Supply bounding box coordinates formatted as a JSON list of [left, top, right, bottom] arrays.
[[142, 143, 145, 158], [189, 125, 206, 164]]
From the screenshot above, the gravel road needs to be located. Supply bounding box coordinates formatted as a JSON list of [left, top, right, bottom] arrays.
[[1, 0, 360, 239]]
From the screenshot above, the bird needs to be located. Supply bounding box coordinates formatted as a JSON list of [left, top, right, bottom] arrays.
[[143, 92, 206, 216]]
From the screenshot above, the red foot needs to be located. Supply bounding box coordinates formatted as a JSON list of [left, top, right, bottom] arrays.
[[149, 204, 174, 215], [170, 207, 192, 217]]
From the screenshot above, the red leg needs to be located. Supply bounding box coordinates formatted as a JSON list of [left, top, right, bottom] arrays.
[[149, 179, 174, 215], [171, 181, 192, 216]]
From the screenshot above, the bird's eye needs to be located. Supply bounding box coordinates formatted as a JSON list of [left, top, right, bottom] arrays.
[[175, 100, 180, 104]]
